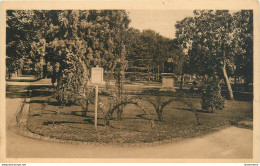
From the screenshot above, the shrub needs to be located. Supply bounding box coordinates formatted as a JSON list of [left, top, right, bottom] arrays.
[[142, 91, 199, 124], [55, 53, 89, 106], [201, 77, 225, 112], [142, 91, 174, 121], [99, 86, 132, 122]]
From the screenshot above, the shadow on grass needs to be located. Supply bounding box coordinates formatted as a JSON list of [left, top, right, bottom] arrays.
[[30, 113, 41, 117], [83, 119, 94, 124], [6, 85, 29, 98], [142, 89, 253, 101], [71, 111, 94, 116], [141, 89, 202, 99], [136, 113, 154, 121], [228, 120, 253, 130], [30, 100, 60, 105], [43, 120, 91, 125], [31, 109, 96, 118], [42, 119, 105, 126], [30, 110, 58, 117], [174, 107, 211, 113], [30, 91, 54, 98], [6, 92, 27, 99], [108, 124, 142, 132], [6, 77, 42, 82], [6, 84, 55, 99], [233, 92, 253, 101]]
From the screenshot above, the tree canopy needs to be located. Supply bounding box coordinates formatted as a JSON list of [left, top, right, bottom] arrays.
[[175, 10, 253, 99], [7, 9, 252, 87], [125, 28, 184, 81]]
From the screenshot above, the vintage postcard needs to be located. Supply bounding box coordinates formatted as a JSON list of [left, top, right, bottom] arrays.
[[0, 0, 259, 164]]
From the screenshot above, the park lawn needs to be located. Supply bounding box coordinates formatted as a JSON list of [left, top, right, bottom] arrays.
[[27, 86, 253, 144]]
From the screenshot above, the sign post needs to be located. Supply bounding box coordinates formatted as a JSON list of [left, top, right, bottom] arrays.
[[94, 85, 98, 129], [91, 66, 103, 130]]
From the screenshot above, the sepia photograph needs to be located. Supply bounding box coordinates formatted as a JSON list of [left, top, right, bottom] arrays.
[[0, 0, 259, 164]]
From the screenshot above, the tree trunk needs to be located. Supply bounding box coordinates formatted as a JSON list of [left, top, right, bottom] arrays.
[[14, 70, 17, 77], [51, 64, 56, 87], [116, 71, 123, 120], [180, 73, 184, 90], [8, 71, 11, 79], [222, 59, 234, 100], [157, 110, 163, 121], [234, 73, 238, 96], [104, 115, 110, 126], [157, 64, 159, 82], [18, 69, 20, 76], [57, 67, 62, 87], [117, 109, 123, 120], [82, 101, 88, 117], [211, 106, 215, 113]]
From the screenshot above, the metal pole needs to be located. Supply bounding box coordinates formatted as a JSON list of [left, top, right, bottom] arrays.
[[95, 85, 98, 130]]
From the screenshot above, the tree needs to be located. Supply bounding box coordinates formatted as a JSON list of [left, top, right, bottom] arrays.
[[6, 10, 36, 78], [90, 10, 130, 120], [125, 29, 183, 81], [6, 10, 60, 78], [125, 29, 155, 81], [143, 93, 174, 121], [232, 10, 253, 85], [176, 10, 235, 100], [6, 10, 131, 118], [43, 10, 131, 118]]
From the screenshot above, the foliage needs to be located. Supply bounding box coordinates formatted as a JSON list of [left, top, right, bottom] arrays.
[[6, 10, 34, 77], [6, 10, 54, 77], [49, 12, 90, 105], [75, 88, 95, 117], [6, 10, 133, 119], [55, 49, 89, 105], [232, 10, 253, 84], [201, 77, 225, 112], [175, 10, 253, 99], [175, 10, 254, 100], [125, 29, 184, 81], [45, 10, 129, 105], [176, 10, 234, 77]]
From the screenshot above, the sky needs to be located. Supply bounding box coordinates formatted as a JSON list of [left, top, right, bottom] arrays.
[[127, 10, 194, 39]]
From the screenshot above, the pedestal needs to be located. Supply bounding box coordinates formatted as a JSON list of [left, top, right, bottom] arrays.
[[160, 73, 176, 92]]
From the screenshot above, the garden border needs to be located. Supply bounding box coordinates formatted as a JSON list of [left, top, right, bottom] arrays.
[[10, 85, 251, 147]]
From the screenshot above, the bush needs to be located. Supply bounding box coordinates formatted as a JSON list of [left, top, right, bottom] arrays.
[[55, 54, 89, 106], [201, 77, 225, 112]]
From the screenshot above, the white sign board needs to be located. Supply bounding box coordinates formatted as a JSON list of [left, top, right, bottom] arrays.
[[91, 67, 103, 84]]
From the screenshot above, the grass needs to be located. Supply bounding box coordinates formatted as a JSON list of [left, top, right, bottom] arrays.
[[25, 85, 253, 144]]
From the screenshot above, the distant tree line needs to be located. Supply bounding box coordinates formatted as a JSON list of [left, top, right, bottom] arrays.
[[124, 28, 184, 81]]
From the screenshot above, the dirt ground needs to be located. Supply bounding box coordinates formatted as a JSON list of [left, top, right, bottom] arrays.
[[6, 98, 253, 159]]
